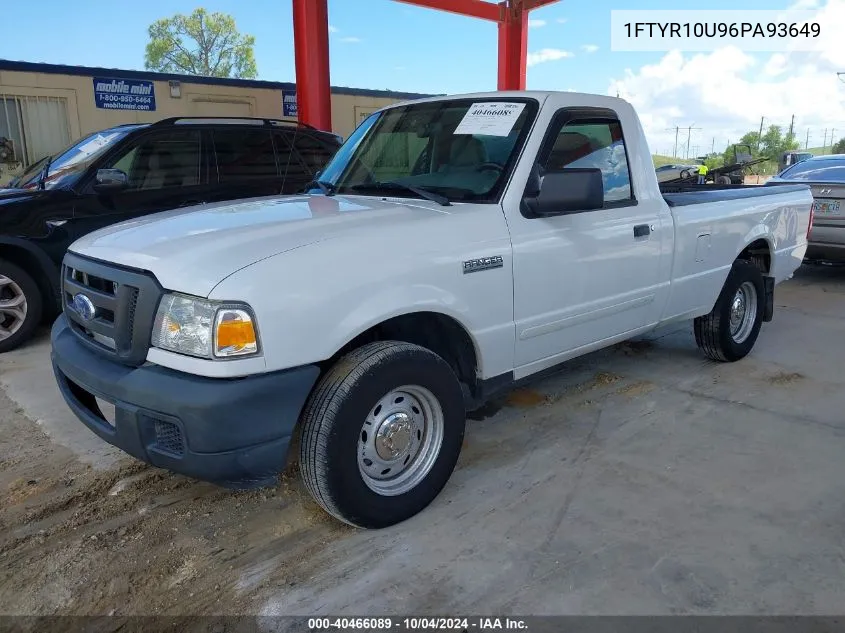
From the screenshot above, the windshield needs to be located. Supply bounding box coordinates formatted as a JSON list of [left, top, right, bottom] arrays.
[[778, 158, 845, 182], [315, 98, 539, 203], [14, 128, 133, 190]]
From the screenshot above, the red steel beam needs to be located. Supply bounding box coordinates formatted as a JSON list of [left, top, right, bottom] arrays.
[[292, 0, 332, 131], [393, 0, 501, 22], [520, 0, 562, 10], [497, 6, 528, 90]]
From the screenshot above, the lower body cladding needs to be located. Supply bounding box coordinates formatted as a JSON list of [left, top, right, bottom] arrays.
[[50, 315, 320, 488]]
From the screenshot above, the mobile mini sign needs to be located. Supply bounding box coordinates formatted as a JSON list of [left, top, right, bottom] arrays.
[[283, 91, 298, 118], [93, 77, 157, 111]]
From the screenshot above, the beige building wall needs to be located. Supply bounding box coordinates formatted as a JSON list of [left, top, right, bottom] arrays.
[[0, 66, 434, 183], [0, 68, 417, 140]]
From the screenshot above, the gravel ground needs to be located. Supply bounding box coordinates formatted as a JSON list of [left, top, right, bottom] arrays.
[[2, 264, 845, 616]]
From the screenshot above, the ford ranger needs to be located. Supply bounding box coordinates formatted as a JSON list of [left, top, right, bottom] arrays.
[[50, 91, 813, 528]]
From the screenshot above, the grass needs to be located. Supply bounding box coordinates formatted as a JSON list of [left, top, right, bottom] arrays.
[[652, 154, 698, 167]]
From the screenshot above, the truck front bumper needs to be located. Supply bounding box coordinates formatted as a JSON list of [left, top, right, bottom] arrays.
[[50, 315, 320, 488]]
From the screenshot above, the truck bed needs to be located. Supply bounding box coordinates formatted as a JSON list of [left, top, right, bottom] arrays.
[[661, 182, 808, 206]]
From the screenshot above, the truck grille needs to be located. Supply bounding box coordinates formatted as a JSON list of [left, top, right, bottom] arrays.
[[62, 252, 164, 366]]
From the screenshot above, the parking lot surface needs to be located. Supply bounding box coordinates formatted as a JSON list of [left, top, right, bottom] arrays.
[[1, 264, 844, 615]]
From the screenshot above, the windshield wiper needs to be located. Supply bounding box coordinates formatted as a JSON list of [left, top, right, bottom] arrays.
[[304, 179, 336, 196], [349, 181, 451, 207], [38, 155, 53, 191]]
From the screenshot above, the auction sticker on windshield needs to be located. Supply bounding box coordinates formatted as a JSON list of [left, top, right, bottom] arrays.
[[454, 102, 526, 137]]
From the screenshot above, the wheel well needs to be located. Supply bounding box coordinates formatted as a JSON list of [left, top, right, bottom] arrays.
[[0, 245, 58, 317], [328, 312, 479, 396], [737, 239, 771, 274]]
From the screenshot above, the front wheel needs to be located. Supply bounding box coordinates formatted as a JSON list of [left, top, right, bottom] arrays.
[[694, 260, 765, 362], [0, 259, 43, 354], [299, 341, 466, 528]]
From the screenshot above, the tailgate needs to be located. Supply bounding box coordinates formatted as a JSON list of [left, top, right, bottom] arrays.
[[809, 184, 845, 221]]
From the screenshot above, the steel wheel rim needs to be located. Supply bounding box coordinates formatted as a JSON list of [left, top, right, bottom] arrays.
[[357, 384, 444, 497], [0, 274, 27, 341], [729, 281, 757, 344]]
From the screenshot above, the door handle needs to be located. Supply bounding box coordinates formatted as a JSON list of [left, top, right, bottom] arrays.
[[633, 224, 651, 238]]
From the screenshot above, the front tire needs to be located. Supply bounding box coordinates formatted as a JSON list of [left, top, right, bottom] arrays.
[[299, 341, 466, 528], [694, 260, 765, 362], [0, 259, 43, 354]]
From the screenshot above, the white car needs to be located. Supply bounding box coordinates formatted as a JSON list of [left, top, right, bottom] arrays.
[[51, 91, 812, 528]]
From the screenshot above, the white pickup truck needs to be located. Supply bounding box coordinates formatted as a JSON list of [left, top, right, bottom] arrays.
[[51, 91, 812, 528]]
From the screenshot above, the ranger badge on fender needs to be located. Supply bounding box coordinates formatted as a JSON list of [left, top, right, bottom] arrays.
[[463, 255, 504, 274]]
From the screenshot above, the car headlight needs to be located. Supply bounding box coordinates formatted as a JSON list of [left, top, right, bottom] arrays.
[[151, 293, 259, 359]]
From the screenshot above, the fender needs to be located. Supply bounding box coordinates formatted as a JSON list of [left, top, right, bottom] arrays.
[[330, 286, 489, 375], [0, 236, 62, 308]]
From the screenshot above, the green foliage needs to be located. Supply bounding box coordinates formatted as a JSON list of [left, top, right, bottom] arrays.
[[721, 125, 800, 175], [703, 154, 724, 170], [144, 8, 257, 79], [652, 154, 696, 167], [833, 138, 845, 154]]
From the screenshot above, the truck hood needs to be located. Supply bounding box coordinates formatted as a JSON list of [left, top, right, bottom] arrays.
[[70, 194, 448, 296]]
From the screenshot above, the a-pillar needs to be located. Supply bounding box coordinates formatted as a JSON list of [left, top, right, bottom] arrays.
[[292, 0, 333, 131]]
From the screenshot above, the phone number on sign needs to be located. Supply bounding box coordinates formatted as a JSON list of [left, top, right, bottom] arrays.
[[99, 94, 153, 104], [623, 21, 820, 38], [308, 618, 476, 630]]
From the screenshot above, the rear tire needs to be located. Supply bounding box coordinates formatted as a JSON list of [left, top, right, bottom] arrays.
[[299, 341, 466, 528], [694, 260, 765, 362], [717, 175, 732, 185], [0, 259, 43, 354]]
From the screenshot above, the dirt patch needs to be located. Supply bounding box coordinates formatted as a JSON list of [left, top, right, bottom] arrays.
[[616, 380, 656, 397], [505, 388, 550, 408], [0, 387, 351, 616], [766, 371, 805, 385]]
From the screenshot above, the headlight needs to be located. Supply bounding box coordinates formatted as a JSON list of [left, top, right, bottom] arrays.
[[151, 293, 259, 359]]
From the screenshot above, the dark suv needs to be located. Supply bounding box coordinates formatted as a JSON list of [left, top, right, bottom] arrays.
[[0, 117, 341, 352]]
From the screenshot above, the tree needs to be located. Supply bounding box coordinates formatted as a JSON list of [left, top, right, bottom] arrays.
[[832, 138, 845, 154], [144, 8, 257, 79]]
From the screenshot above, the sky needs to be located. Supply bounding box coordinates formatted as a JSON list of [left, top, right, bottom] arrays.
[[2, 0, 843, 157]]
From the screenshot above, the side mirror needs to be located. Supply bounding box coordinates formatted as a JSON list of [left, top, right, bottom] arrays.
[[93, 168, 128, 192], [525, 167, 604, 217]]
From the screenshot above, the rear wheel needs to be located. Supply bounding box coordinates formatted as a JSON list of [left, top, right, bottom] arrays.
[[717, 175, 732, 185], [694, 260, 765, 362], [0, 260, 42, 353], [299, 341, 466, 528]]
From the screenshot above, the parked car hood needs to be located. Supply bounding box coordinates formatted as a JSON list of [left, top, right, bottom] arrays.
[[0, 188, 41, 204], [69, 194, 450, 296]]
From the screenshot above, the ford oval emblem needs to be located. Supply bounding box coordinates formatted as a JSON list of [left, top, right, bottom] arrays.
[[72, 293, 96, 321]]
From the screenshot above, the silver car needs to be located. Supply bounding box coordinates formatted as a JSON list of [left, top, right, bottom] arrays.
[[655, 163, 702, 183], [767, 154, 845, 262]]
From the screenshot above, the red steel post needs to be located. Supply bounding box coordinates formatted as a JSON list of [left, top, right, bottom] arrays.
[[292, 0, 333, 131], [497, 4, 528, 90]]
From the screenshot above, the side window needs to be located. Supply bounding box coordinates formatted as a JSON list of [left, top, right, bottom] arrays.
[[275, 131, 310, 188], [292, 133, 338, 175], [104, 130, 201, 191], [213, 129, 277, 182], [542, 119, 633, 204]]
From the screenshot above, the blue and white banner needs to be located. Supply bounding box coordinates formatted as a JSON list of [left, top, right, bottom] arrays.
[[283, 91, 298, 118], [93, 77, 156, 111]]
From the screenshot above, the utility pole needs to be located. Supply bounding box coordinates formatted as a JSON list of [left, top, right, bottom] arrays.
[[711, 137, 715, 154], [757, 116, 765, 151], [805, 128, 810, 149], [823, 128, 828, 151], [685, 123, 701, 159], [788, 114, 795, 144], [832, 129, 837, 153]]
